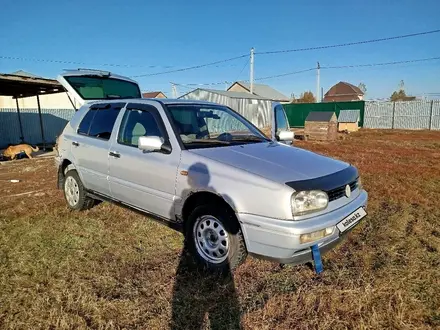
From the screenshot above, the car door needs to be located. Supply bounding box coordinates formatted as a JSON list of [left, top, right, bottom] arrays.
[[71, 102, 124, 196], [108, 102, 181, 219], [271, 103, 293, 145]]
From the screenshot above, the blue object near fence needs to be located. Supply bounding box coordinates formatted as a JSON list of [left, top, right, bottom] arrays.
[[311, 244, 323, 274]]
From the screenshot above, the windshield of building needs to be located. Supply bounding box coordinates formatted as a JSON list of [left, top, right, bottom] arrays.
[[167, 104, 270, 148]]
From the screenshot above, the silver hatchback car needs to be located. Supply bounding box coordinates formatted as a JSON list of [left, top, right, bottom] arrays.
[[55, 70, 368, 271]]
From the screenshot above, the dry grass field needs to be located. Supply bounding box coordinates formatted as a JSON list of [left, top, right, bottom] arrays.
[[0, 129, 439, 329]]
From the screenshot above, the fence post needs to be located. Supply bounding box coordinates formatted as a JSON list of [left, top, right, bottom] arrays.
[[429, 100, 434, 130], [391, 102, 396, 129]]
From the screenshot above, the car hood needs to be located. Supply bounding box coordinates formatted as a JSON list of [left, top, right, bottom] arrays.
[[190, 142, 349, 184]]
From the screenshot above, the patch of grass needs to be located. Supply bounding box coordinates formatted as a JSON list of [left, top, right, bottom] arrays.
[[0, 129, 439, 329]]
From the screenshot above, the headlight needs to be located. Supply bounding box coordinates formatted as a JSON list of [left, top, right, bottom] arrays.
[[291, 190, 328, 216], [357, 176, 363, 190]]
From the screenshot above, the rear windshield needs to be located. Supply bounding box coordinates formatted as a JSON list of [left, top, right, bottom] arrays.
[[65, 76, 141, 100]]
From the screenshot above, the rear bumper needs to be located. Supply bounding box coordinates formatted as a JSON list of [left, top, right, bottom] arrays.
[[237, 190, 368, 264]]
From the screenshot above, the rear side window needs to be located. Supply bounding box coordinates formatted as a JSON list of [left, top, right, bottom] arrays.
[[78, 110, 96, 135], [77, 107, 120, 140], [88, 108, 120, 140]]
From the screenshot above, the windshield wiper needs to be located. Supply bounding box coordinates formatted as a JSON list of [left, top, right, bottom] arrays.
[[231, 135, 270, 142], [184, 139, 230, 145]]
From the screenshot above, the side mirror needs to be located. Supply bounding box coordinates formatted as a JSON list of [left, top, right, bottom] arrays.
[[278, 130, 294, 142], [138, 136, 164, 152]]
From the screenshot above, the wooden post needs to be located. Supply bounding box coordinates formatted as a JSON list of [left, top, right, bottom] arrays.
[[36, 94, 46, 150], [15, 98, 24, 142], [391, 102, 396, 129], [429, 100, 434, 130]]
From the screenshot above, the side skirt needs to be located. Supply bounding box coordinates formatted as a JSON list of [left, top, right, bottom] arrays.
[[86, 191, 184, 233]]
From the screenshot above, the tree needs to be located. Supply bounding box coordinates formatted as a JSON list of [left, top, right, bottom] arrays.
[[358, 82, 367, 94], [292, 91, 316, 103], [390, 89, 416, 101]]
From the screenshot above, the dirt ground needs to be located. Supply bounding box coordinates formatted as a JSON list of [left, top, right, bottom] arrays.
[[0, 129, 439, 329]]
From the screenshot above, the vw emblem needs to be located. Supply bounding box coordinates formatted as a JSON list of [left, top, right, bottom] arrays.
[[345, 184, 351, 198]]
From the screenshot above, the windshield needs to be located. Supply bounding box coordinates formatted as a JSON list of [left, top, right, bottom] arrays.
[[167, 104, 270, 148], [65, 76, 141, 100]]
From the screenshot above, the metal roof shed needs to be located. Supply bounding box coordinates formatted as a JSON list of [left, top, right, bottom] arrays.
[[179, 88, 273, 128], [0, 72, 73, 149], [338, 109, 360, 132]]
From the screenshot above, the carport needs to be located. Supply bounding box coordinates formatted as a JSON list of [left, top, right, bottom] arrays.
[[0, 72, 76, 150]]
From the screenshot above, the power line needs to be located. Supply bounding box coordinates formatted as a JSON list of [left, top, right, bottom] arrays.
[[3, 29, 438, 78], [233, 58, 250, 82], [0, 55, 174, 68], [171, 81, 229, 87], [255, 68, 315, 80], [131, 54, 248, 78], [321, 56, 440, 70], [171, 56, 440, 87], [255, 29, 440, 55]]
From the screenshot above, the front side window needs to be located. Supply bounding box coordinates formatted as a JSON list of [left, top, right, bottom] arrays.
[[87, 108, 120, 140], [167, 104, 269, 148], [118, 109, 164, 147], [65, 76, 141, 100], [275, 105, 289, 133]]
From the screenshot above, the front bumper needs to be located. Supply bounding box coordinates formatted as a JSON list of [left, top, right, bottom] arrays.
[[237, 190, 368, 265]]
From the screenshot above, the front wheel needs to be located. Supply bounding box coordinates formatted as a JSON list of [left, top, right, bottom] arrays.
[[186, 204, 247, 272]]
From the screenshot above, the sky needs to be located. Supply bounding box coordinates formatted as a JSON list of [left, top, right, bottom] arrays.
[[1, 0, 439, 99]]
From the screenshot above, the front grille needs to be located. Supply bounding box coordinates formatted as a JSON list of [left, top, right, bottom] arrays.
[[326, 179, 358, 202]]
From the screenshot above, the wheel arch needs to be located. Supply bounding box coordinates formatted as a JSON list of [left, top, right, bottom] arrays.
[[181, 191, 238, 227], [57, 159, 76, 189]]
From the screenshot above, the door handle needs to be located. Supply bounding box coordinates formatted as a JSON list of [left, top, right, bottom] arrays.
[[72, 141, 79, 147], [109, 151, 121, 158]]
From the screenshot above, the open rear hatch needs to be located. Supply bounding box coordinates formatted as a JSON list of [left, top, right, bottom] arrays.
[[57, 69, 141, 107]]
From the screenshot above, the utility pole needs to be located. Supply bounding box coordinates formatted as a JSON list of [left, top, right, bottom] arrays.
[[316, 61, 320, 103], [250, 47, 255, 94], [171, 83, 178, 98]]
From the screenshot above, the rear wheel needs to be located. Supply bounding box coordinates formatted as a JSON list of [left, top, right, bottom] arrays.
[[186, 204, 247, 272], [63, 170, 95, 211]]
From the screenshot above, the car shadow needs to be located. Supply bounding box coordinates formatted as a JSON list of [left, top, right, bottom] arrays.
[[170, 162, 243, 330]]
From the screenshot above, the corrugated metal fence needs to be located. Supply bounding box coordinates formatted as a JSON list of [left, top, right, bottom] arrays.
[[364, 100, 440, 130], [181, 89, 273, 128], [0, 108, 75, 148]]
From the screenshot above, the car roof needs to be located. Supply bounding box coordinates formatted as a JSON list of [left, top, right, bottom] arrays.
[[87, 98, 223, 107]]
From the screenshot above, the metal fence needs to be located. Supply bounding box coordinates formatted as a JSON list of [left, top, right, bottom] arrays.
[[283, 101, 365, 128], [364, 100, 440, 130], [181, 89, 273, 128], [0, 108, 75, 148]]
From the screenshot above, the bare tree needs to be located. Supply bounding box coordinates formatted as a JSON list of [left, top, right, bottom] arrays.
[[358, 82, 367, 94]]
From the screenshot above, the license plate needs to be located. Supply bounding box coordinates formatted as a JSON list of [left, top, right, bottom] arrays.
[[336, 207, 367, 233]]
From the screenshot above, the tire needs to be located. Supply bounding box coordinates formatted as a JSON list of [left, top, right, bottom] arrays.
[[185, 204, 247, 272], [63, 170, 95, 211]]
